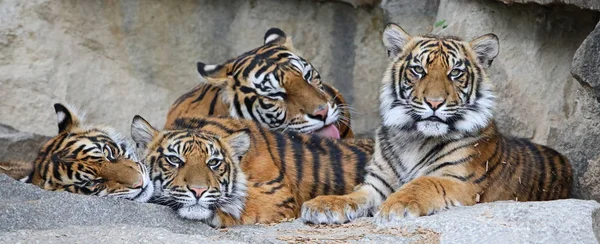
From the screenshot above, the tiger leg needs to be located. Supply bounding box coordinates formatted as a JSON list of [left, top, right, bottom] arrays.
[[375, 176, 478, 222]]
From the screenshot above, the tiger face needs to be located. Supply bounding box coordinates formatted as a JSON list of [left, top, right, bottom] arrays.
[[379, 24, 499, 138], [196, 28, 341, 138], [27, 104, 153, 202], [131, 116, 249, 220]]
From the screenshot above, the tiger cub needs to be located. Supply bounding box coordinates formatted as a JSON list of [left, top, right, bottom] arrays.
[[301, 24, 572, 224], [165, 28, 354, 139], [131, 116, 373, 227], [0, 103, 153, 202]]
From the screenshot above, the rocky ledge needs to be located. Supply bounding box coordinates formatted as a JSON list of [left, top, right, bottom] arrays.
[[0, 174, 598, 244]]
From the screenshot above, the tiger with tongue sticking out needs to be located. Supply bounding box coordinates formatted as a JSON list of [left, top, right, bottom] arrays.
[[165, 28, 354, 140]]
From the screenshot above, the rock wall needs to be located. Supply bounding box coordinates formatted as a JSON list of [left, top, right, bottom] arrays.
[[1, 0, 600, 200]]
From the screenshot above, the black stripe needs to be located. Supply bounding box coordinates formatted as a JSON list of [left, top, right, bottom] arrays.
[[328, 142, 346, 195], [207, 92, 220, 116], [367, 172, 394, 193], [266, 131, 287, 185]]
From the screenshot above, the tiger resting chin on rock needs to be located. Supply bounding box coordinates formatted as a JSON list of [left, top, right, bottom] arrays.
[[0, 103, 153, 202], [131, 115, 374, 228], [300, 23, 573, 225]]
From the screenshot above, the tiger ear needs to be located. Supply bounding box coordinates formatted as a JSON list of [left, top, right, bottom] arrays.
[[54, 103, 81, 134], [196, 62, 231, 87], [223, 130, 250, 161], [470, 34, 499, 69], [382, 23, 412, 59], [264, 28, 294, 50], [131, 115, 158, 151]]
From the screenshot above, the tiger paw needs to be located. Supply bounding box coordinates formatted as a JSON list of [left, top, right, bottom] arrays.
[[300, 195, 368, 224], [374, 196, 427, 223]]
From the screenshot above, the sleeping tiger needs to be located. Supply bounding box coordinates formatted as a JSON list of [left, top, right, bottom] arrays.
[[131, 115, 373, 227], [301, 23, 573, 224], [0, 103, 153, 202], [165, 28, 354, 139]]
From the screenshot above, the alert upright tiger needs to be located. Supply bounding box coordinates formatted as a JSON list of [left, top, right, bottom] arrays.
[[131, 116, 373, 227], [165, 28, 355, 139], [301, 23, 573, 224]]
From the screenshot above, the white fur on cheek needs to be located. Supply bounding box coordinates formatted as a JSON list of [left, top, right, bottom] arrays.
[[454, 81, 495, 134], [379, 82, 413, 128]]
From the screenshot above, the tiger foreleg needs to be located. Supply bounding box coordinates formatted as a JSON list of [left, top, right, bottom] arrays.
[[375, 176, 478, 223]]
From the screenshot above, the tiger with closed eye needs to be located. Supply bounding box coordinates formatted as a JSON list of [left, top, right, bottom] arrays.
[[165, 28, 354, 139], [0, 103, 153, 202], [301, 23, 572, 225], [131, 116, 373, 227]]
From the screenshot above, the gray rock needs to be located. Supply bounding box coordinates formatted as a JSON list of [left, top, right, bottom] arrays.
[[593, 208, 600, 242], [572, 21, 600, 102], [1, 174, 598, 243], [497, 0, 600, 11], [0, 124, 50, 163]]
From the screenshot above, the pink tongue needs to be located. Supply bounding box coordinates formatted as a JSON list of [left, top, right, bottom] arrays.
[[316, 124, 340, 139]]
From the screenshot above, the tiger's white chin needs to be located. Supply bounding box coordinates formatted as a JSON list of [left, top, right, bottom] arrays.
[[177, 204, 214, 220], [416, 121, 449, 137]]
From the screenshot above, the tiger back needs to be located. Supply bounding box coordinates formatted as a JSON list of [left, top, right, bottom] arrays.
[[165, 28, 354, 139], [132, 116, 373, 227], [300, 24, 573, 225], [1, 103, 154, 202]]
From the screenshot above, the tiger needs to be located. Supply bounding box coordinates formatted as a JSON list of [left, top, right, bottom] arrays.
[[0, 103, 153, 202], [300, 23, 573, 224], [131, 115, 374, 227], [165, 28, 354, 139]]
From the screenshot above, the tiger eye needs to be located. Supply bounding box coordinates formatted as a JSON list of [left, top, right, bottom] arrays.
[[414, 66, 425, 74], [450, 69, 462, 77]]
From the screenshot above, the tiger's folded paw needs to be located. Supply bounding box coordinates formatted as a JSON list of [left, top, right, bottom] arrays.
[[374, 194, 431, 224], [300, 195, 368, 225]]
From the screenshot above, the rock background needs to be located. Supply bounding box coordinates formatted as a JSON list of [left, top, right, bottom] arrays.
[[1, 0, 600, 200], [1, 174, 598, 243]]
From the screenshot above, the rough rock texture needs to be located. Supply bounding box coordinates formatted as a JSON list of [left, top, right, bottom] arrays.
[[593, 208, 600, 242], [0, 124, 50, 163], [0, 174, 598, 243], [498, 0, 600, 11], [572, 21, 600, 102]]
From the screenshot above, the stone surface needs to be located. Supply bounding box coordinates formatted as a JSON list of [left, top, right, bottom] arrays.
[[593, 208, 600, 242], [1, 174, 598, 243], [0, 124, 50, 163], [498, 0, 600, 11], [572, 21, 600, 102]]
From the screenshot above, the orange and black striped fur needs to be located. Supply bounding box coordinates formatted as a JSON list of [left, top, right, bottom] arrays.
[[165, 28, 355, 139], [0, 104, 154, 202], [301, 24, 572, 224], [131, 116, 374, 227]]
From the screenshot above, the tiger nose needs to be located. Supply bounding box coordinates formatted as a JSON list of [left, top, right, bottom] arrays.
[[133, 179, 144, 189], [425, 97, 445, 110], [190, 187, 208, 198], [313, 105, 329, 120]]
